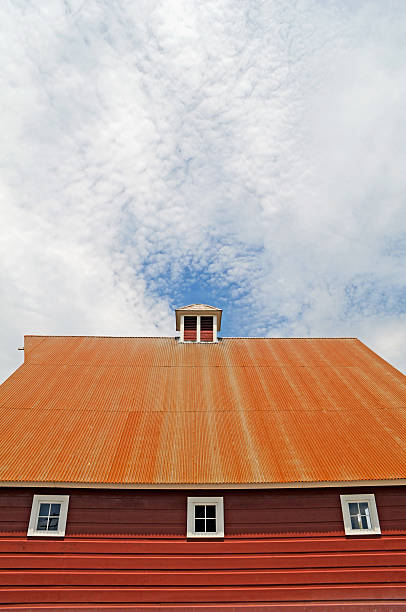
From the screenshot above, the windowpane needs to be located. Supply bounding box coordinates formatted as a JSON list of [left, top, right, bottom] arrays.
[[206, 519, 216, 532], [206, 505, 216, 518], [48, 518, 59, 531], [361, 515, 369, 529], [39, 503, 50, 517], [360, 509, 371, 529], [50, 504, 61, 516], [37, 517, 48, 530], [348, 501, 372, 530], [184, 317, 197, 329], [350, 515, 359, 530], [201, 317, 213, 330], [195, 519, 205, 532], [195, 505, 205, 518]]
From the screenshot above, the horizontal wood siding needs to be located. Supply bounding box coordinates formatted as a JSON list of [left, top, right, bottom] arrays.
[[0, 486, 406, 608]]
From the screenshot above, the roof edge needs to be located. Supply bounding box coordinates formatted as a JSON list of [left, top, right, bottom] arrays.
[[23, 334, 359, 340], [0, 478, 405, 489], [355, 338, 406, 377]]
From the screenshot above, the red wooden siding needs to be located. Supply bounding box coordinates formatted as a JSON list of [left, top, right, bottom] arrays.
[[1, 486, 406, 608], [183, 316, 197, 341], [200, 316, 213, 342]]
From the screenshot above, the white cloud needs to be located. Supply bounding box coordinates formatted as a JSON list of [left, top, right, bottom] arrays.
[[1, 0, 406, 381]]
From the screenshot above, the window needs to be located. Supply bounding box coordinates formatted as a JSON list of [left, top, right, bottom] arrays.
[[180, 315, 217, 343], [340, 493, 381, 536], [28, 494, 69, 537], [187, 497, 224, 537], [200, 316, 213, 342], [184, 316, 197, 341]]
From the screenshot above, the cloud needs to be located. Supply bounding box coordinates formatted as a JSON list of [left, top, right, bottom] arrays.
[[1, 0, 406, 381]]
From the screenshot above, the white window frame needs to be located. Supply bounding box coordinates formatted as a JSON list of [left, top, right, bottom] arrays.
[[340, 493, 381, 536], [27, 494, 69, 537], [187, 496, 224, 538], [180, 315, 218, 343]]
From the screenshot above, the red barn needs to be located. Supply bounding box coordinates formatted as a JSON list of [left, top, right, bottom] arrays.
[[1, 303, 406, 609]]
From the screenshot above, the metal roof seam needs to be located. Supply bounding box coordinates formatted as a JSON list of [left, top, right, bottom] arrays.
[[7, 406, 405, 412]]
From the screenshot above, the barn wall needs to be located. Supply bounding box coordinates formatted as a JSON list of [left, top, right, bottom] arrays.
[[0, 486, 406, 608]]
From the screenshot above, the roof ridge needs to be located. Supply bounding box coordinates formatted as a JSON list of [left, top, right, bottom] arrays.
[[24, 335, 174, 339], [24, 335, 359, 340]]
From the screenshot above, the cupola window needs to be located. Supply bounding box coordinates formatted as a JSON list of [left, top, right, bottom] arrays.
[[200, 316, 214, 342], [175, 304, 222, 343], [184, 316, 197, 341]]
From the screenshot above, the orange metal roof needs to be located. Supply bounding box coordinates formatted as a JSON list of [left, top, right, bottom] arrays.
[[0, 336, 405, 486]]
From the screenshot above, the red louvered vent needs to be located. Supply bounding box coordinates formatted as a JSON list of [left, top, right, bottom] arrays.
[[184, 316, 197, 341], [200, 316, 213, 342]]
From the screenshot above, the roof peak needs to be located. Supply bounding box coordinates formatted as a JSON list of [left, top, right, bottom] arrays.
[[176, 304, 221, 311]]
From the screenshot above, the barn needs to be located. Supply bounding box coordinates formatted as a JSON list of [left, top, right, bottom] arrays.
[[1, 303, 406, 609]]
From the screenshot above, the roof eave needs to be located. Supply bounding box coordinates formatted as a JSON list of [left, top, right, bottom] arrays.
[[1, 478, 405, 489]]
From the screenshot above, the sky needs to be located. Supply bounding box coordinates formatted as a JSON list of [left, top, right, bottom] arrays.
[[1, 0, 406, 382]]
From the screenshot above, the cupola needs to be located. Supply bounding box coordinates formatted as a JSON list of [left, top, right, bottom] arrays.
[[175, 304, 222, 343]]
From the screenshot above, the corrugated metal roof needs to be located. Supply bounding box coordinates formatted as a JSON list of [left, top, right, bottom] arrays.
[[0, 336, 405, 485]]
